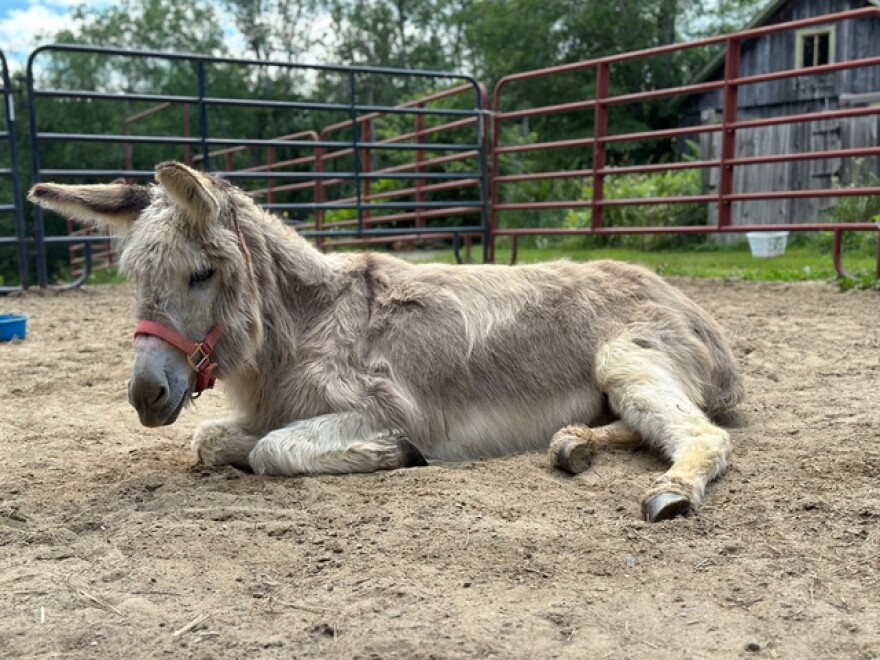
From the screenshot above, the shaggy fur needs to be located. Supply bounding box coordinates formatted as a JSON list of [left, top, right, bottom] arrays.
[[29, 162, 744, 520]]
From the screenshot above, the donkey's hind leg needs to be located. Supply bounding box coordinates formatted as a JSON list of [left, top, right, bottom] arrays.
[[596, 338, 732, 522], [549, 421, 643, 474]]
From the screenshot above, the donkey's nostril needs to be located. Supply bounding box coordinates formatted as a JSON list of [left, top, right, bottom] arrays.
[[153, 385, 167, 405]]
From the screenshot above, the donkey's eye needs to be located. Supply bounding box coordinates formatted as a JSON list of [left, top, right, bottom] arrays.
[[189, 269, 215, 287]]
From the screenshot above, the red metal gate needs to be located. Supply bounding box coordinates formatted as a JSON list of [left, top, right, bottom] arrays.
[[490, 6, 880, 275]]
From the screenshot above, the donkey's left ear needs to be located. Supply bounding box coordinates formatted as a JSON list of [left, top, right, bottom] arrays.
[[154, 161, 220, 229], [28, 182, 151, 234]]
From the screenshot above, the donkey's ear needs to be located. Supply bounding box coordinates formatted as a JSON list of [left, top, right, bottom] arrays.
[[154, 161, 220, 228], [28, 182, 151, 233]]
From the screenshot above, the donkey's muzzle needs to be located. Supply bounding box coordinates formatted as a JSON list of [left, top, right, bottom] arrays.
[[127, 366, 186, 427]]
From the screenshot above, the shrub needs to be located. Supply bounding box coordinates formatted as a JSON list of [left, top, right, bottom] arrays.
[[817, 165, 880, 256], [563, 145, 709, 250]]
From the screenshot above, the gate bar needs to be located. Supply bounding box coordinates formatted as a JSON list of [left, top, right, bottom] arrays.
[[0, 50, 27, 292], [489, 6, 880, 270]]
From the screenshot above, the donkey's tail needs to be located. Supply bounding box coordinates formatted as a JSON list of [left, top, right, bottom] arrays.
[[701, 315, 745, 417]]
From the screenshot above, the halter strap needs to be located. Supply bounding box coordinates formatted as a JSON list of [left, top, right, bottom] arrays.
[[133, 321, 223, 396]]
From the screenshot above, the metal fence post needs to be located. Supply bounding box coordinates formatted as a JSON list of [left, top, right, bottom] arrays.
[[25, 50, 49, 288], [314, 143, 325, 250], [415, 104, 425, 231], [362, 117, 372, 226], [489, 85, 503, 263], [591, 62, 610, 230], [718, 37, 741, 229], [348, 72, 363, 234], [196, 59, 210, 170], [1, 52, 28, 290], [475, 86, 491, 263]]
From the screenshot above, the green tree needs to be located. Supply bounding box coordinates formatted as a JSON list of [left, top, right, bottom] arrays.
[[305, 0, 463, 113], [222, 0, 322, 61], [684, 0, 766, 38], [326, 0, 455, 70]]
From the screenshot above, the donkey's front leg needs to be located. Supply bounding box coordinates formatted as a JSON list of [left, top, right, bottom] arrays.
[[192, 418, 260, 467], [248, 412, 427, 476]]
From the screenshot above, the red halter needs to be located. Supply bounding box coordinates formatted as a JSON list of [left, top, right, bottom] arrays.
[[134, 321, 224, 396]]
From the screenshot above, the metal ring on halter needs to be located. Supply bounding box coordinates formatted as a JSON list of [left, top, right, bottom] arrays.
[[187, 344, 210, 372]]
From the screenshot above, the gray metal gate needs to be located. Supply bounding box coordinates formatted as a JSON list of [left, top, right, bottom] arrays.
[[25, 45, 490, 288], [0, 50, 27, 292]]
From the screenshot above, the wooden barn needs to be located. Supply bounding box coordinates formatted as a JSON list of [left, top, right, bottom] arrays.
[[680, 0, 880, 226]]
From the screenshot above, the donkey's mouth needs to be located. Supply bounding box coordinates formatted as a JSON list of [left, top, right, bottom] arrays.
[[138, 388, 187, 427], [162, 390, 188, 426]]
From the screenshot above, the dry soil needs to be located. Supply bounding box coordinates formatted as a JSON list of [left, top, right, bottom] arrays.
[[1, 279, 878, 659]]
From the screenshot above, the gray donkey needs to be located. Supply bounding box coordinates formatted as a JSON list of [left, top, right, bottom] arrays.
[[29, 161, 743, 522]]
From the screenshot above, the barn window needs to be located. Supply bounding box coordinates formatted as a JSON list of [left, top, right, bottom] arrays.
[[797, 27, 835, 68]]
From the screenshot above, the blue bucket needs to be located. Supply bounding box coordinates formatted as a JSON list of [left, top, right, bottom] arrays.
[[0, 315, 27, 341]]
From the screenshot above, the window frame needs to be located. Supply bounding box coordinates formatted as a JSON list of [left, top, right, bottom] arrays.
[[795, 26, 836, 69]]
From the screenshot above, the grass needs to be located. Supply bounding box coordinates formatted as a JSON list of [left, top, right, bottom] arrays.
[[83, 239, 879, 288], [414, 240, 879, 287], [85, 269, 128, 285]]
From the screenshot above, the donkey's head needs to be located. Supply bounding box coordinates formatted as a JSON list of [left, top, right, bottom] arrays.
[[29, 161, 263, 427]]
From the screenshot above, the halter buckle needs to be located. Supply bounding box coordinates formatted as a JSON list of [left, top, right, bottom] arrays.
[[187, 344, 210, 372]]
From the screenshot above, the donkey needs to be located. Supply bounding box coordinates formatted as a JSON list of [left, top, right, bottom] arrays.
[[29, 161, 743, 522]]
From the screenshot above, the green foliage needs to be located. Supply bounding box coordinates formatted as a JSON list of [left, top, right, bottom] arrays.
[[310, 0, 463, 110], [561, 143, 707, 249], [836, 273, 880, 292], [221, 0, 321, 61], [326, 0, 455, 71], [463, 0, 723, 171], [60, 242, 880, 289], [420, 243, 880, 285], [816, 165, 880, 257], [86, 269, 129, 286]]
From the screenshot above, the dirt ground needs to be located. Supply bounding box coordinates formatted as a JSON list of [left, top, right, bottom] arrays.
[[1, 278, 878, 659]]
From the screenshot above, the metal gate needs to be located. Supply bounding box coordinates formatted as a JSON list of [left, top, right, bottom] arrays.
[[25, 45, 490, 288], [0, 50, 27, 292]]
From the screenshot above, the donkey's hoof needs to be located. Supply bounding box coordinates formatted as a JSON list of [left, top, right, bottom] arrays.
[[643, 492, 690, 522], [554, 438, 592, 474], [397, 438, 428, 467]]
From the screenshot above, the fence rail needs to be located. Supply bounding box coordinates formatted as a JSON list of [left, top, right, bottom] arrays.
[[24, 44, 489, 287]]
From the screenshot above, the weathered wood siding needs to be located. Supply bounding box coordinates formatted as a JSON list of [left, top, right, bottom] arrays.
[[680, 0, 880, 226], [683, 0, 880, 121], [701, 114, 879, 227]]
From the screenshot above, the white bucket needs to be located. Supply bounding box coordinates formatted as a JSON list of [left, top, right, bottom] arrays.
[[746, 231, 789, 258]]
